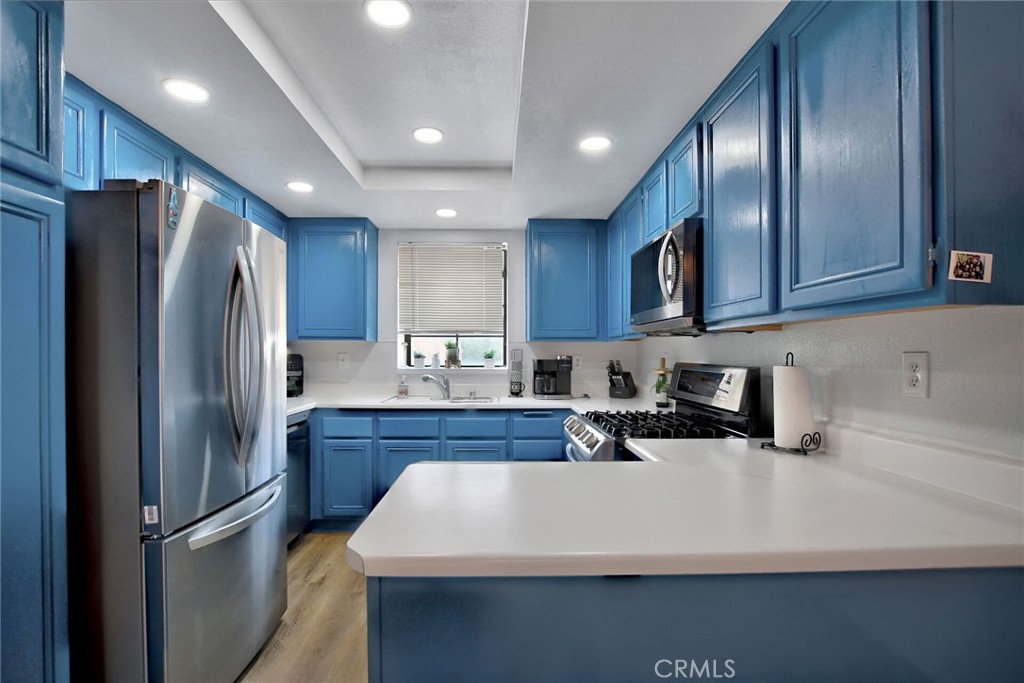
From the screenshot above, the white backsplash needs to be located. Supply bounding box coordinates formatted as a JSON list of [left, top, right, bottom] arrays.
[[636, 306, 1024, 460]]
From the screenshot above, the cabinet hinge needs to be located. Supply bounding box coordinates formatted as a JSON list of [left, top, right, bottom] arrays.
[[927, 246, 937, 267]]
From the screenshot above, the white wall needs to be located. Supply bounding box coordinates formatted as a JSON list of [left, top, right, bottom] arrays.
[[637, 307, 1024, 460]]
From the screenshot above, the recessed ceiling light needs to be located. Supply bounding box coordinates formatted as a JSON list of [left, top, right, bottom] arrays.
[[287, 181, 314, 193], [579, 136, 612, 153], [162, 78, 209, 103], [435, 208, 457, 218], [365, 0, 411, 28], [413, 127, 444, 144]]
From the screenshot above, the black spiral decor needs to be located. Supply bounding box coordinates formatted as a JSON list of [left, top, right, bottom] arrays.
[[760, 431, 822, 456]]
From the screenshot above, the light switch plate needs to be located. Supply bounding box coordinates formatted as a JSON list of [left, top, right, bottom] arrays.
[[902, 351, 929, 398]]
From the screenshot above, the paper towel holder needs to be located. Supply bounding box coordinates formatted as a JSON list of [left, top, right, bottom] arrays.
[[760, 351, 821, 455]]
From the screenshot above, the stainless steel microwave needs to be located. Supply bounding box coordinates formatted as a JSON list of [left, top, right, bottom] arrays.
[[629, 217, 703, 335]]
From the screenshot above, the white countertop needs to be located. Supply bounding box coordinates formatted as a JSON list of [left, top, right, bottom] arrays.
[[287, 383, 650, 415], [346, 439, 1024, 578]]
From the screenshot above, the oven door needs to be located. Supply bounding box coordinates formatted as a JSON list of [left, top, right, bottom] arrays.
[[565, 443, 590, 462]]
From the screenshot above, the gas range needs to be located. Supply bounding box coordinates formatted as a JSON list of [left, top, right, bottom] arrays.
[[563, 362, 761, 462]]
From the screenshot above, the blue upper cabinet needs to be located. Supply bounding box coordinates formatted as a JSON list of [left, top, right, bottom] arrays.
[[778, 0, 930, 311], [288, 218, 379, 340], [640, 160, 667, 244], [702, 42, 776, 323], [180, 155, 245, 216], [527, 219, 604, 340], [0, 1, 63, 189], [243, 196, 287, 240], [102, 109, 175, 185], [667, 124, 702, 226], [62, 76, 99, 191], [621, 188, 642, 337], [606, 211, 624, 340]]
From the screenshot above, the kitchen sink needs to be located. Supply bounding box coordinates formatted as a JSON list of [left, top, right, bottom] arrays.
[[449, 396, 496, 404]]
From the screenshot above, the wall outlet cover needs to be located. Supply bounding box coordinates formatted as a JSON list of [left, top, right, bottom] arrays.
[[901, 351, 929, 398], [573, 355, 582, 370]]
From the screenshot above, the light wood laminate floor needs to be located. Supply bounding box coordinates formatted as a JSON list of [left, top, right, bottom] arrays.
[[240, 532, 367, 683]]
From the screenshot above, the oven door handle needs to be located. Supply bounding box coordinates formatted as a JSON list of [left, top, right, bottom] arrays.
[[565, 443, 586, 463]]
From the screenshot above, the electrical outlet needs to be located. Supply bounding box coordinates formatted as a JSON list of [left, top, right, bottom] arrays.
[[573, 355, 582, 371], [901, 351, 929, 398], [337, 353, 349, 370]]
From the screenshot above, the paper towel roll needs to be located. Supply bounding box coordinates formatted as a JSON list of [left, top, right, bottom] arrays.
[[773, 365, 816, 449]]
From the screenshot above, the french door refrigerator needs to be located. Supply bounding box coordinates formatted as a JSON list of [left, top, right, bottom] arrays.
[[67, 180, 287, 682]]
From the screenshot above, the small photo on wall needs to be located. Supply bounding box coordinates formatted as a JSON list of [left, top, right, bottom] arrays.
[[948, 250, 993, 283]]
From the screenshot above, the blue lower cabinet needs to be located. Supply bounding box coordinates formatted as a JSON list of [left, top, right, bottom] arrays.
[[778, 0, 931, 310], [446, 441, 508, 462], [322, 439, 374, 517], [511, 440, 565, 462], [101, 108, 175, 185], [180, 155, 245, 216], [526, 220, 604, 340], [378, 414, 442, 439], [445, 414, 508, 439], [376, 441, 441, 500], [1, 182, 69, 682], [511, 410, 570, 440], [702, 42, 776, 323]]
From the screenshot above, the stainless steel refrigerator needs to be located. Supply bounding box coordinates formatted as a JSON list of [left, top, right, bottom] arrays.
[[67, 180, 287, 682]]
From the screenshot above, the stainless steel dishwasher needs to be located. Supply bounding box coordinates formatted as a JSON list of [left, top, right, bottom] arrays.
[[286, 411, 311, 544]]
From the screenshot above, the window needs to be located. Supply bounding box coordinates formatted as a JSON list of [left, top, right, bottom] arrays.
[[398, 242, 507, 367]]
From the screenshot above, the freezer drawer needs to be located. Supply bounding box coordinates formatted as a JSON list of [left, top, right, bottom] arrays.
[[143, 474, 287, 683]]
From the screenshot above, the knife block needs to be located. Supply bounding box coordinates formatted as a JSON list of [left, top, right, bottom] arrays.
[[609, 372, 638, 399]]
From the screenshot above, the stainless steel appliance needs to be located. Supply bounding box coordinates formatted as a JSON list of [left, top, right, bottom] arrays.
[[66, 180, 287, 682], [564, 362, 760, 461], [508, 348, 524, 397], [287, 353, 304, 397], [630, 217, 703, 335], [286, 410, 311, 543], [533, 356, 572, 399]]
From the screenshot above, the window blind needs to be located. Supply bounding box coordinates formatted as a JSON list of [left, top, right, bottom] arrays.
[[398, 243, 506, 335]]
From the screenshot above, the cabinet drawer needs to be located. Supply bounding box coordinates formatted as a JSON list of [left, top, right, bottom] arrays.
[[445, 415, 508, 439], [512, 411, 569, 439], [512, 440, 565, 461], [446, 441, 508, 462], [378, 414, 442, 439], [322, 415, 374, 438]]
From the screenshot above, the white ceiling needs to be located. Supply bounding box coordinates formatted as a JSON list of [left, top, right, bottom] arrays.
[[65, 0, 787, 229]]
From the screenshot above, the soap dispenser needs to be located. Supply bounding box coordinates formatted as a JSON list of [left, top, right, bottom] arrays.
[[398, 374, 409, 399]]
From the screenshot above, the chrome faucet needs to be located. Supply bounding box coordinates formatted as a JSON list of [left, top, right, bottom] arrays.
[[420, 373, 451, 400]]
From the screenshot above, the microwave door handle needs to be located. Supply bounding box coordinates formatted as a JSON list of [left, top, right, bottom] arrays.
[[657, 232, 674, 305]]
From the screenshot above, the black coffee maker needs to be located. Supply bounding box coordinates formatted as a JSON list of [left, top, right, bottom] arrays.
[[533, 356, 572, 399]]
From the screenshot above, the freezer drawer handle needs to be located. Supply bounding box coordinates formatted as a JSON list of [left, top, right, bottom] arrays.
[[187, 485, 282, 551]]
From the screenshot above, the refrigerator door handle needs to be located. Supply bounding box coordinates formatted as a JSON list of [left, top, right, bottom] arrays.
[[224, 252, 247, 462], [236, 246, 263, 465], [186, 484, 282, 551], [243, 247, 267, 463]]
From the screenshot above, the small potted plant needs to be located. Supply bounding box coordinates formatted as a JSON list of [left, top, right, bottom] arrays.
[[444, 340, 460, 368], [413, 351, 425, 369], [483, 350, 496, 369]]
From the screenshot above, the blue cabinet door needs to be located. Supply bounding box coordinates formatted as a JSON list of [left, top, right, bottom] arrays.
[[1, 182, 69, 682], [667, 124, 701, 226], [621, 189, 642, 336], [641, 160, 668, 243], [703, 43, 776, 323], [288, 218, 377, 340], [526, 220, 603, 340], [62, 77, 99, 191], [446, 441, 508, 462], [180, 155, 245, 216], [243, 196, 286, 240], [322, 439, 373, 517], [606, 211, 624, 340], [376, 441, 441, 500], [778, 0, 930, 310], [101, 109, 175, 184], [0, 1, 63, 187]]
